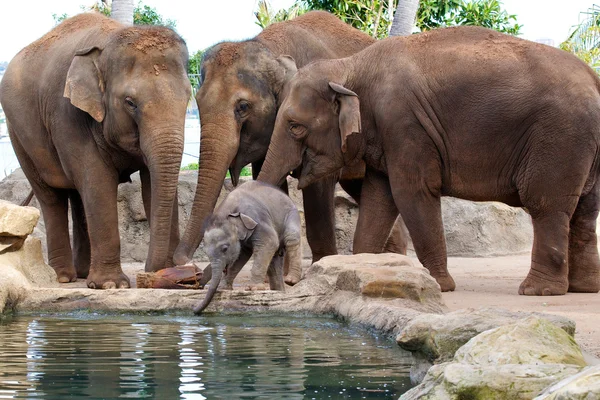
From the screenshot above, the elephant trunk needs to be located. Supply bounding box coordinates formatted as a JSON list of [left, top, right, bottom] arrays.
[[193, 262, 223, 314], [174, 119, 239, 265], [141, 125, 184, 272], [257, 134, 302, 186]]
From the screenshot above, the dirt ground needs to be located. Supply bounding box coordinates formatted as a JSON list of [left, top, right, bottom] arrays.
[[442, 254, 600, 360]]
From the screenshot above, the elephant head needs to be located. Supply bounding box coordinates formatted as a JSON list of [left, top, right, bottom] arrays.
[[193, 212, 257, 314], [64, 26, 192, 272], [258, 60, 362, 190], [174, 40, 296, 265]]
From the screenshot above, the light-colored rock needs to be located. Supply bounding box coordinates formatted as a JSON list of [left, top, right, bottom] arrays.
[[0, 199, 39, 237], [440, 197, 532, 257], [1, 237, 58, 288], [455, 317, 586, 367], [397, 308, 576, 363], [307, 253, 444, 305], [401, 362, 582, 400], [0, 265, 31, 314], [535, 364, 600, 399]]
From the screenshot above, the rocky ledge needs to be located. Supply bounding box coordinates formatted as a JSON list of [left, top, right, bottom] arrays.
[[1, 197, 599, 399]]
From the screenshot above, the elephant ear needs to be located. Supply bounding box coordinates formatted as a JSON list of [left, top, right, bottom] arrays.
[[64, 47, 105, 123], [329, 82, 361, 153], [228, 212, 258, 241], [277, 55, 297, 79]]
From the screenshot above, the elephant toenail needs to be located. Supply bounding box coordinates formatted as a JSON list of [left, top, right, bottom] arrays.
[[103, 282, 117, 290], [88, 282, 96, 289]]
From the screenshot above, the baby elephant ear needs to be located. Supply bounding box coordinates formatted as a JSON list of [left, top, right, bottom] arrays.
[[239, 213, 258, 230], [228, 212, 258, 241], [64, 47, 105, 123], [329, 82, 361, 153]]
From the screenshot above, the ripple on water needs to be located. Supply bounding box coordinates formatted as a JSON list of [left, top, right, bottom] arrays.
[[0, 313, 414, 399]]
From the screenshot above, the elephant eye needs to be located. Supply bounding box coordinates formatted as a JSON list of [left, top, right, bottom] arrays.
[[236, 100, 250, 117], [124, 97, 137, 109], [221, 244, 229, 253], [288, 122, 307, 139]]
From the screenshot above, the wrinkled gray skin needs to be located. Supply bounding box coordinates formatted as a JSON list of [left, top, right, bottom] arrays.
[[193, 181, 301, 315]]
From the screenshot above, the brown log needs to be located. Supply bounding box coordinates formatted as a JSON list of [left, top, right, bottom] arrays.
[[136, 265, 203, 289]]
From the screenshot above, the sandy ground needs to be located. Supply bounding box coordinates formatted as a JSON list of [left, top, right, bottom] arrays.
[[67, 253, 600, 359], [443, 254, 600, 359]]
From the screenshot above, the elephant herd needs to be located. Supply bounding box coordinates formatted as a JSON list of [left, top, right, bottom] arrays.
[[2, 10, 600, 297]]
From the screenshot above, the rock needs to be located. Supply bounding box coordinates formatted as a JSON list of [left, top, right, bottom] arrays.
[[397, 308, 576, 363], [402, 317, 587, 400], [401, 363, 582, 400], [535, 364, 600, 399], [440, 197, 532, 257], [0, 236, 58, 313], [455, 317, 586, 367], [307, 253, 444, 305], [0, 199, 39, 237]]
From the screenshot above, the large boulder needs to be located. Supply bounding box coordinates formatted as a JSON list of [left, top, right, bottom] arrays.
[[0, 169, 534, 263], [401, 317, 588, 400], [397, 308, 576, 363], [0, 200, 57, 314], [307, 253, 443, 305]]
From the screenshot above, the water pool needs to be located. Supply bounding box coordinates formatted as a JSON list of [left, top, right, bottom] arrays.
[[0, 313, 414, 399]]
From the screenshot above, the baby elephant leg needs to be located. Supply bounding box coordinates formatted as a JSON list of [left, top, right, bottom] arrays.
[[283, 212, 303, 286], [223, 248, 252, 290], [267, 249, 286, 291], [246, 236, 279, 291]]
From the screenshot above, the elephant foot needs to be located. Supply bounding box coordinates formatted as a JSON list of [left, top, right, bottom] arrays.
[[431, 273, 456, 292], [245, 283, 268, 291], [518, 272, 568, 296], [86, 268, 131, 289], [54, 266, 77, 283], [568, 275, 600, 293], [284, 274, 301, 286]]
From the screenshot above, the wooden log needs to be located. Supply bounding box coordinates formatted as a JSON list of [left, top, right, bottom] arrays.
[[136, 265, 204, 289]]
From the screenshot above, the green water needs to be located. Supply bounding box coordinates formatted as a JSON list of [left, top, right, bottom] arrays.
[[0, 313, 414, 399]]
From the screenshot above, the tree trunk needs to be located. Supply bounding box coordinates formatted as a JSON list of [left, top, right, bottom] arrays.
[[111, 0, 134, 25], [389, 0, 420, 36]]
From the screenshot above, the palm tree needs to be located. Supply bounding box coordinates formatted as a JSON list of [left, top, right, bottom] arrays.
[[561, 5, 600, 74], [111, 0, 134, 25], [389, 0, 420, 36]]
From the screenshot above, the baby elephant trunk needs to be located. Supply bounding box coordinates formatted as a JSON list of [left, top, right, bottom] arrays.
[[193, 262, 223, 315]]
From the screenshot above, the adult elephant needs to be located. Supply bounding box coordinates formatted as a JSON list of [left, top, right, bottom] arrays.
[[0, 13, 191, 289], [174, 11, 408, 267], [257, 26, 600, 296]]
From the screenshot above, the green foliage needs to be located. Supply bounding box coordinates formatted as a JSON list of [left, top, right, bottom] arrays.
[[188, 50, 205, 88], [180, 163, 253, 178], [256, 0, 521, 38], [52, 13, 69, 25], [134, 4, 176, 29], [417, 0, 521, 35], [255, 0, 309, 28], [560, 5, 600, 74]]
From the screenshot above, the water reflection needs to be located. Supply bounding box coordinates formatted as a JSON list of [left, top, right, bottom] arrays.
[[0, 314, 413, 399]]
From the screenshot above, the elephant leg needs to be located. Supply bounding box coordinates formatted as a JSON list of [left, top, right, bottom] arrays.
[[69, 190, 90, 279], [568, 183, 600, 293], [76, 171, 129, 289], [518, 212, 570, 295], [393, 189, 455, 292], [302, 175, 338, 262], [267, 251, 285, 291], [246, 233, 279, 290], [353, 168, 402, 255], [283, 211, 303, 286], [9, 134, 75, 283], [223, 248, 252, 290]]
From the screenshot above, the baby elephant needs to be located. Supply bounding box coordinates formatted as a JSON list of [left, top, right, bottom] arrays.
[[193, 181, 302, 314]]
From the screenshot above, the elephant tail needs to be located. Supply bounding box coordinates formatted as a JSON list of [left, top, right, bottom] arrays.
[[20, 190, 34, 207]]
